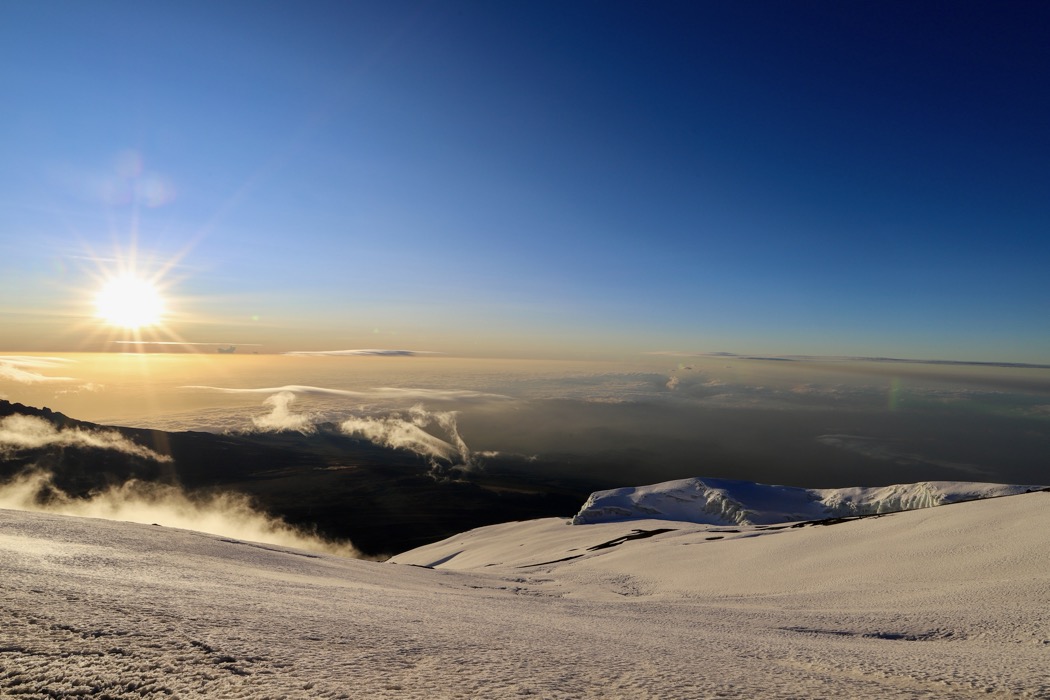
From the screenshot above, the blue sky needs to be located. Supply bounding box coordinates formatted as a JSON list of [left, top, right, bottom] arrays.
[[2, 1, 1048, 360]]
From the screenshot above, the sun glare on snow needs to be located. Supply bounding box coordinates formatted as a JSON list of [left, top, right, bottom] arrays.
[[95, 275, 165, 329]]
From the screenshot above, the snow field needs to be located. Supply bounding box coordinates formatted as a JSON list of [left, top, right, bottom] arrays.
[[2, 491, 1049, 698]]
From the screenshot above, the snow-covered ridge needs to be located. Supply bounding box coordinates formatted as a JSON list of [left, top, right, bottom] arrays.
[[571, 477, 1046, 526]]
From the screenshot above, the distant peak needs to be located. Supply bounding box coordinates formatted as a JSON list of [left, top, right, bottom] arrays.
[[571, 477, 1046, 526]]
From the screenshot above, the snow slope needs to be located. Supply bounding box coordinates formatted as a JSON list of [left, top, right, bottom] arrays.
[[569, 477, 1045, 525], [4, 490, 1050, 698]]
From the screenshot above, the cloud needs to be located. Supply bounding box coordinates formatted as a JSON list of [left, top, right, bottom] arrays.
[[283, 349, 440, 357], [340, 416, 456, 462], [251, 391, 317, 433], [182, 384, 510, 403], [0, 415, 171, 462], [0, 356, 75, 384], [0, 471, 360, 558], [339, 405, 472, 468], [231, 390, 476, 471], [55, 383, 104, 396], [666, 376, 680, 390]]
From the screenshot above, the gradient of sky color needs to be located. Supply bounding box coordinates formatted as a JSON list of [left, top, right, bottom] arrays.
[[2, 1, 1048, 361]]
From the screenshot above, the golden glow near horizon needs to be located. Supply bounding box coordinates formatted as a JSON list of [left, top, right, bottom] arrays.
[[94, 275, 165, 329]]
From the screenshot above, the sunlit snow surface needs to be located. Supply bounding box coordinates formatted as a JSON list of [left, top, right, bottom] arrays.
[[4, 492, 1050, 698], [570, 477, 1045, 525]]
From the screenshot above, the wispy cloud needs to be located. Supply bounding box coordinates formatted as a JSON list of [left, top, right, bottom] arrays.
[[0, 356, 75, 384], [240, 391, 474, 467], [340, 407, 468, 465], [55, 383, 105, 395], [199, 385, 478, 471], [0, 471, 361, 557], [283, 349, 441, 357], [0, 414, 171, 462]]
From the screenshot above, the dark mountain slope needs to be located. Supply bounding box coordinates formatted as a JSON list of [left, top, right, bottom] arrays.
[[0, 400, 596, 556]]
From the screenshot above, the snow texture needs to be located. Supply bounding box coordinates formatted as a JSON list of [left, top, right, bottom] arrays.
[[3, 488, 1050, 698], [570, 476, 1045, 525]]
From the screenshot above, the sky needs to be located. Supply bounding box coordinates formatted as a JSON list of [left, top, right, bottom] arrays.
[[2, 1, 1049, 361]]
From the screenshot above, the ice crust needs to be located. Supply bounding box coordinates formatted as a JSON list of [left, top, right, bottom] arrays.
[[571, 477, 1044, 525]]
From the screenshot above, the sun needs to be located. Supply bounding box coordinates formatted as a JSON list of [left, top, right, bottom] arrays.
[[95, 274, 165, 329]]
